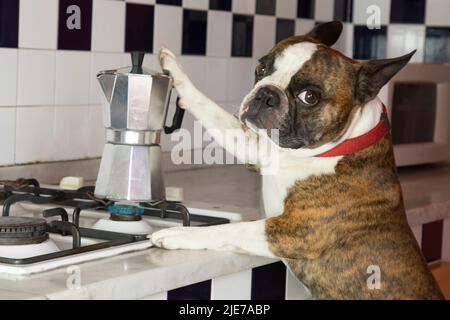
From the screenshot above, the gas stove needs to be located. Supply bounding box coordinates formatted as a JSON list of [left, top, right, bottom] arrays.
[[0, 179, 229, 278]]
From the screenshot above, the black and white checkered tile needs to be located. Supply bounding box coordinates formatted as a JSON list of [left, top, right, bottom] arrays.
[[0, 0, 449, 166], [142, 261, 312, 300], [0, 0, 449, 61]]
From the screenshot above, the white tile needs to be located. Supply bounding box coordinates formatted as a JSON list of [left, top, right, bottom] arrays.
[[211, 270, 252, 300], [442, 220, 450, 261], [154, 6, 183, 55], [227, 58, 257, 102], [55, 51, 91, 105], [276, 0, 297, 19], [17, 49, 56, 106], [0, 49, 18, 106], [15, 106, 55, 164], [253, 15, 276, 58], [232, 0, 256, 15], [295, 19, 315, 35], [425, 0, 450, 26], [285, 269, 312, 300], [90, 53, 124, 105], [88, 105, 106, 158], [19, 0, 58, 49], [54, 106, 90, 160], [178, 56, 208, 93], [183, 0, 208, 10], [207, 11, 232, 57], [0, 108, 16, 165], [92, 0, 126, 52], [353, 0, 391, 25], [315, 0, 334, 21], [205, 58, 229, 102], [140, 292, 167, 300], [387, 25, 425, 63], [411, 225, 423, 247], [333, 23, 354, 57]]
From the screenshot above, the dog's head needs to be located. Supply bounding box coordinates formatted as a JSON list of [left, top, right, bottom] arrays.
[[240, 21, 415, 149]]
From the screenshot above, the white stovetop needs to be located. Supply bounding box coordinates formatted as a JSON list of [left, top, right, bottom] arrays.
[[0, 197, 272, 299]]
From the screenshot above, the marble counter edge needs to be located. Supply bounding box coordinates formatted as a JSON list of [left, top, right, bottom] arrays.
[[24, 249, 276, 300], [406, 199, 450, 227]]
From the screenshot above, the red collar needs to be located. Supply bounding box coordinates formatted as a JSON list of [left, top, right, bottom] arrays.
[[314, 105, 390, 158]]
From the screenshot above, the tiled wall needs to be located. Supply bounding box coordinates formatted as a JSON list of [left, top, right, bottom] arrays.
[[0, 0, 449, 166]]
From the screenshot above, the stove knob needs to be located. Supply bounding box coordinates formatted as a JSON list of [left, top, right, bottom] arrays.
[[59, 176, 84, 190], [166, 187, 184, 202]]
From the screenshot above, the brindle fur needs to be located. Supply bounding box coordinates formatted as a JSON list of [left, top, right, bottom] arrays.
[[257, 22, 444, 299], [266, 134, 444, 299]]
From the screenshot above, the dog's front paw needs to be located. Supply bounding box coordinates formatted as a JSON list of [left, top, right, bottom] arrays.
[[149, 227, 209, 250], [159, 47, 188, 88], [159, 47, 179, 73]]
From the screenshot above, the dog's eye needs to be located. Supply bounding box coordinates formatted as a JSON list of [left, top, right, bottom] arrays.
[[256, 64, 266, 78], [297, 90, 320, 106]]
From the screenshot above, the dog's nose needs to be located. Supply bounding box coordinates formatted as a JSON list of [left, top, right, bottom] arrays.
[[255, 86, 280, 108]]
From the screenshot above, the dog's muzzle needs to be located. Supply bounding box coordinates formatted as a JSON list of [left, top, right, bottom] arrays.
[[240, 85, 289, 129]]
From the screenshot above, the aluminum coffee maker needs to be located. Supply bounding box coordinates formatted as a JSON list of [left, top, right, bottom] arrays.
[[95, 52, 185, 202]]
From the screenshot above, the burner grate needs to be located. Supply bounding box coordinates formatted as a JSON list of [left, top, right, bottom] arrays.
[[0, 217, 48, 245], [0, 178, 229, 266]]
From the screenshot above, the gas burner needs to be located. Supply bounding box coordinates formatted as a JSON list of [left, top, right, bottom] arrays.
[[0, 217, 48, 245], [92, 204, 153, 235], [0, 217, 60, 259], [108, 204, 144, 222]]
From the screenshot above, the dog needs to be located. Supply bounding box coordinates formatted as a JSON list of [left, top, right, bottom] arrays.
[[149, 21, 444, 300]]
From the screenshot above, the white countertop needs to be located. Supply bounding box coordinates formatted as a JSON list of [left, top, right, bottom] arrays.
[[0, 248, 274, 300], [1, 163, 450, 299]]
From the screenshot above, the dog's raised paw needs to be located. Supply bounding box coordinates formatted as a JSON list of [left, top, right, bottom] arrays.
[[159, 47, 181, 75]]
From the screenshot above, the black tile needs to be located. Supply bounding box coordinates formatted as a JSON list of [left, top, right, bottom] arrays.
[[167, 280, 211, 300], [276, 19, 295, 43], [58, 0, 92, 51], [256, 0, 276, 15], [125, 3, 154, 53], [334, 0, 353, 22], [422, 220, 443, 263], [209, 0, 232, 11], [353, 25, 387, 60], [0, 0, 19, 48], [232, 14, 254, 57], [390, 0, 425, 24], [425, 27, 450, 64], [182, 9, 207, 55], [297, 0, 315, 19], [391, 82, 436, 145], [251, 262, 286, 300], [156, 0, 182, 6]]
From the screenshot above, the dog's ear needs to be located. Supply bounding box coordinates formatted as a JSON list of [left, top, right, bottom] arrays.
[[305, 21, 343, 47], [355, 50, 416, 103]]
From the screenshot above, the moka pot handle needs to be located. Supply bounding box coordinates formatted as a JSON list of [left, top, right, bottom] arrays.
[[164, 97, 185, 134]]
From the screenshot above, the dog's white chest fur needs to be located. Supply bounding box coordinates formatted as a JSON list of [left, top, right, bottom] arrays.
[[261, 156, 342, 217]]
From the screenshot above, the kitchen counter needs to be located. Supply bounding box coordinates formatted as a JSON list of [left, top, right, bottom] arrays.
[[0, 163, 449, 299]]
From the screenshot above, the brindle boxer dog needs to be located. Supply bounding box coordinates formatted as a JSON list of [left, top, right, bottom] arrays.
[[150, 21, 444, 300]]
